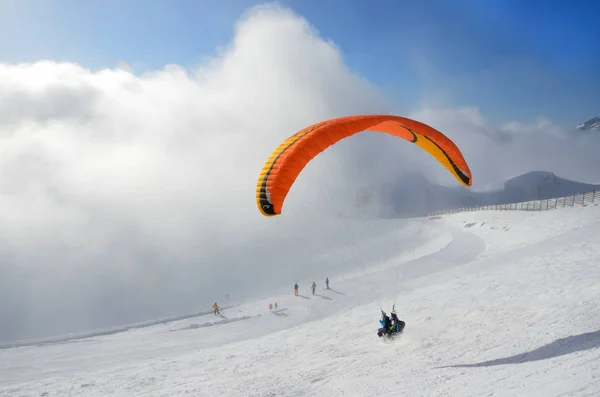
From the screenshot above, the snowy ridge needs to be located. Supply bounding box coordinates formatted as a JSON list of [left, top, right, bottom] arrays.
[[379, 170, 600, 218], [407, 187, 599, 218], [0, 307, 242, 350], [1, 205, 599, 396], [576, 116, 600, 132]]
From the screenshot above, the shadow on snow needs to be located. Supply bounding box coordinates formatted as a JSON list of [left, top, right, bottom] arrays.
[[272, 309, 289, 317], [439, 329, 600, 368]]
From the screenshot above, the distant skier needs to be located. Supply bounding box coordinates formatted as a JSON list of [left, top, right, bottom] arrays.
[[212, 302, 220, 315], [294, 283, 299, 296], [311, 281, 316, 295], [325, 277, 330, 289]]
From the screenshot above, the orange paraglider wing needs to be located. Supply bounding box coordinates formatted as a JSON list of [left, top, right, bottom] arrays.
[[256, 114, 471, 216]]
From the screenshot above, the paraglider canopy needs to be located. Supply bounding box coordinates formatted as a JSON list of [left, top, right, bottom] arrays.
[[256, 114, 472, 216]]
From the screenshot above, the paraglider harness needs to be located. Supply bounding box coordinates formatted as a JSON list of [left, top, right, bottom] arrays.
[[377, 304, 405, 338]]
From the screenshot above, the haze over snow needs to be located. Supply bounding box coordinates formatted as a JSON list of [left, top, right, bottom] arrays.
[[1, 200, 599, 396], [1, 4, 600, 343]]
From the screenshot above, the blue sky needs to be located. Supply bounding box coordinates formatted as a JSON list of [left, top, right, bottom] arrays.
[[1, 0, 598, 126]]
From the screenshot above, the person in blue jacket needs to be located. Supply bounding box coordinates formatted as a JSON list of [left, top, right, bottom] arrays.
[[378, 311, 393, 337], [378, 306, 405, 337]]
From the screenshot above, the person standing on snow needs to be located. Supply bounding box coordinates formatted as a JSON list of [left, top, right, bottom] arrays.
[[311, 281, 316, 295], [325, 277, 329, 289], [212, 302, 220, 315], [294, 283, 299, 296]]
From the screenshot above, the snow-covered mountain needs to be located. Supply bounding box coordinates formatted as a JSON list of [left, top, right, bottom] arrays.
[[502, 171, 600, 201], [576, 116, 600, 132]]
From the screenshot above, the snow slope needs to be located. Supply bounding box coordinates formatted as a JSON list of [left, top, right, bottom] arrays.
[[1, 204, 600, 396]]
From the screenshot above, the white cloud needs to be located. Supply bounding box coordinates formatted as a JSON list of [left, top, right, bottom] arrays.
[[0, 4, 394, 341], [409, 106, 600, 188], [1, 3, 599, 342]]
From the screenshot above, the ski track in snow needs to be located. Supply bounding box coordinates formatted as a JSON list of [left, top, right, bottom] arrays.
[[1, 205, 600, 396]]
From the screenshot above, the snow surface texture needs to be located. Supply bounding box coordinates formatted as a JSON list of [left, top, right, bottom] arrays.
[[1, 204, 600, 396]]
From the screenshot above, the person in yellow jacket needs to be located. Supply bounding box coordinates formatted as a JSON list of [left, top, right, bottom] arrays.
[[212, 302, 220, 315]]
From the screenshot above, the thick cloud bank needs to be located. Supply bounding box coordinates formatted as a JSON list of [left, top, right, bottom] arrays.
[[1, 4, 598, 342], [0, 4, 392, 342], [410, 107, 600, 189]]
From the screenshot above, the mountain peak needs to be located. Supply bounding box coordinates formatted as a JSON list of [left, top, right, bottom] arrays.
[[576, 116, 600, 132]]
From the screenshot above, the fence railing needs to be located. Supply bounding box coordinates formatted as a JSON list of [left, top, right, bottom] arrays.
[[407, 189, 599, 219]]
